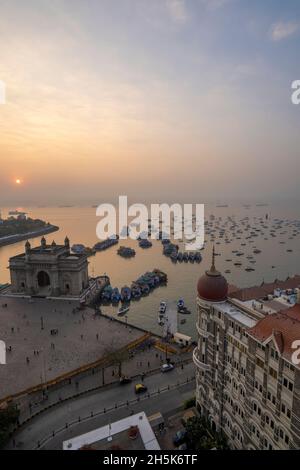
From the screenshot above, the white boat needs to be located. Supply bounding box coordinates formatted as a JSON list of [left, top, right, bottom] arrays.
[[118, 306, 130, 316], [159, 301, 167, 314]]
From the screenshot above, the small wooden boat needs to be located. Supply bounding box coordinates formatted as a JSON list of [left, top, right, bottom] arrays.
[[118, 305, 130, 315]]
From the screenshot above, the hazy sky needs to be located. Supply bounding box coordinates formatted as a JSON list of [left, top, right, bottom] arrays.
[[0, 0, 300, 205]]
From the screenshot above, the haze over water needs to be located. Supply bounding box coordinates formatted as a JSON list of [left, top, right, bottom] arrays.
[[1, 201, 299, 338]]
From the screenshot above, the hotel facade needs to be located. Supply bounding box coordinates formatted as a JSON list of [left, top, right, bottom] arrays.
[[194, 250, 300, 449]]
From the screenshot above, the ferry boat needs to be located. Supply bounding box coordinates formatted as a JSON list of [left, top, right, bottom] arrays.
[[121, 286, 131, 302], [111, 287, 121, 303]]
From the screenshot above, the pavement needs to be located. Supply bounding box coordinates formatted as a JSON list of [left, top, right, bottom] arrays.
[[0, 297, 143, 398], [7, 362, 195, 450]]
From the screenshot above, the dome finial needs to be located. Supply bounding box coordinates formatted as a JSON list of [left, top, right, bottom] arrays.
[[211, 245, 216, 272]]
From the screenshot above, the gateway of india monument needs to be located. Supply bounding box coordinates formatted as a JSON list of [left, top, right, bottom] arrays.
[[9, 236, 89, 297]]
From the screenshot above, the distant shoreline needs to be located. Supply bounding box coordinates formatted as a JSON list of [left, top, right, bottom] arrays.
[[0, 224, 59, 247]]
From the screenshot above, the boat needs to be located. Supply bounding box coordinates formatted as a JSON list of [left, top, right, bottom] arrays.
[[101, 285, 113, 302], [177, 252, 183, 262], [94, 237, 119, 251], [153, 269, 168, 283], [195, 252, 202, 262], [139, 239, 152, 248], [141, 284, 150, 295], [158, 315, 165, 326], [117, 246, 136, 258], [183, 252, 189, 262], [111, 287, 121, 303], [71, 244, 85, 254], [121, 286, 131, 302], [118, 305, 130, 315], [178, 306, 191, 315], [177, 298, 184, 310], [131, 283, 142, 299], [188, 252, 195, 262], [159, 301, 167, 314]]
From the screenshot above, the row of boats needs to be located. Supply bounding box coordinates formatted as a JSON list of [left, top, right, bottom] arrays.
[[100, 269, 167, 303], [94, 236, 119, 251], [162, 239, 202, 263]]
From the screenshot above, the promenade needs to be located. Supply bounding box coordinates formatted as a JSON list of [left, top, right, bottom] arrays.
[[0, 297, 142, 398]]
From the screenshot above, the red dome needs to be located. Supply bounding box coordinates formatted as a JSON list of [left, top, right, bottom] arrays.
[[197, 248, 228, 302]]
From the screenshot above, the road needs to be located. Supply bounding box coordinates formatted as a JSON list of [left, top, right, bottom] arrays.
[[8, 362, 195, 450]]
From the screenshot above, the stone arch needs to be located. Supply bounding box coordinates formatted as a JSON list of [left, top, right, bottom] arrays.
[[208, 414, 217, 432], [62, 275, 72, 293], [37, 270, 50, 288], [232, 423, 244, 445]]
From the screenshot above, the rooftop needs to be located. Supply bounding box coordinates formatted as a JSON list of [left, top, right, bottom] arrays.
[[248, 304, 300, 365], [63, 412, 160, 450], [229, 275, 300, 302]]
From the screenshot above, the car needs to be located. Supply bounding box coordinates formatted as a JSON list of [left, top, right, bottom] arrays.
[[119, 376, 132, 385], [178, 443, 188, 450], [134, 383, 148, 394], [173, 429, 187, 447], [161, 363, 174, 373]]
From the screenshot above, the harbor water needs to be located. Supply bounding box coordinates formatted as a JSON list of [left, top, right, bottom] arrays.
[[0, 202, 299, 339]]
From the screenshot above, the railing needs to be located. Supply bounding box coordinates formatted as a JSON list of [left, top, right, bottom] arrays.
[[31, 376, 196, 450], [196, 322, 209, 338]]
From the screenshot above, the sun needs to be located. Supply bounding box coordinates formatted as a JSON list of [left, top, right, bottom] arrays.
[[15, 178, 21, 185]]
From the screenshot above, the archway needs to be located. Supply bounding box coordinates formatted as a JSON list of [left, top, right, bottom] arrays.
[[37, 271, 50, 288]]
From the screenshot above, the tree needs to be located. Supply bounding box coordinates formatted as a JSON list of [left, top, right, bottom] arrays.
[[0, 404, 19, 449], [184, 416, 229, 451], [104, 341, 130, 378]]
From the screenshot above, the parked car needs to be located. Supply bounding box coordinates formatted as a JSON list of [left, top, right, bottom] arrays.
[[119, 376, 132, 385], [161, 363, 174, 373], [178, 443, 188, 450], [173, 429, 187, 447], [135, 383, 148, 394]]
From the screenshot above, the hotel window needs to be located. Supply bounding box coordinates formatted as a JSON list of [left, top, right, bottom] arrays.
[[270, 348, 279, 360], [269, 366, 277, 379], [256, 357, 264, 368], [283, 377, 294, 392]]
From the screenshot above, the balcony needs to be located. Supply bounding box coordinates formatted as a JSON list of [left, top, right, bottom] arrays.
[[193, 347, 210, 371], [196, 322, 209, 338]]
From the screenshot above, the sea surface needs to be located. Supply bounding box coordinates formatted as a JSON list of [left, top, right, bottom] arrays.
[[0, 203, 299, 339]]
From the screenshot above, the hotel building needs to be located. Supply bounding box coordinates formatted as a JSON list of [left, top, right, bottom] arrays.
[[194, 249, 300, 449]]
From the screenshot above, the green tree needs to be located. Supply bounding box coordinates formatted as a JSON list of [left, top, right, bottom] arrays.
[[0, 404, 19, 449]]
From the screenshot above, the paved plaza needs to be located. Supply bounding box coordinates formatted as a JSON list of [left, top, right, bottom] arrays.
[[0, 297, 143, 398]]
